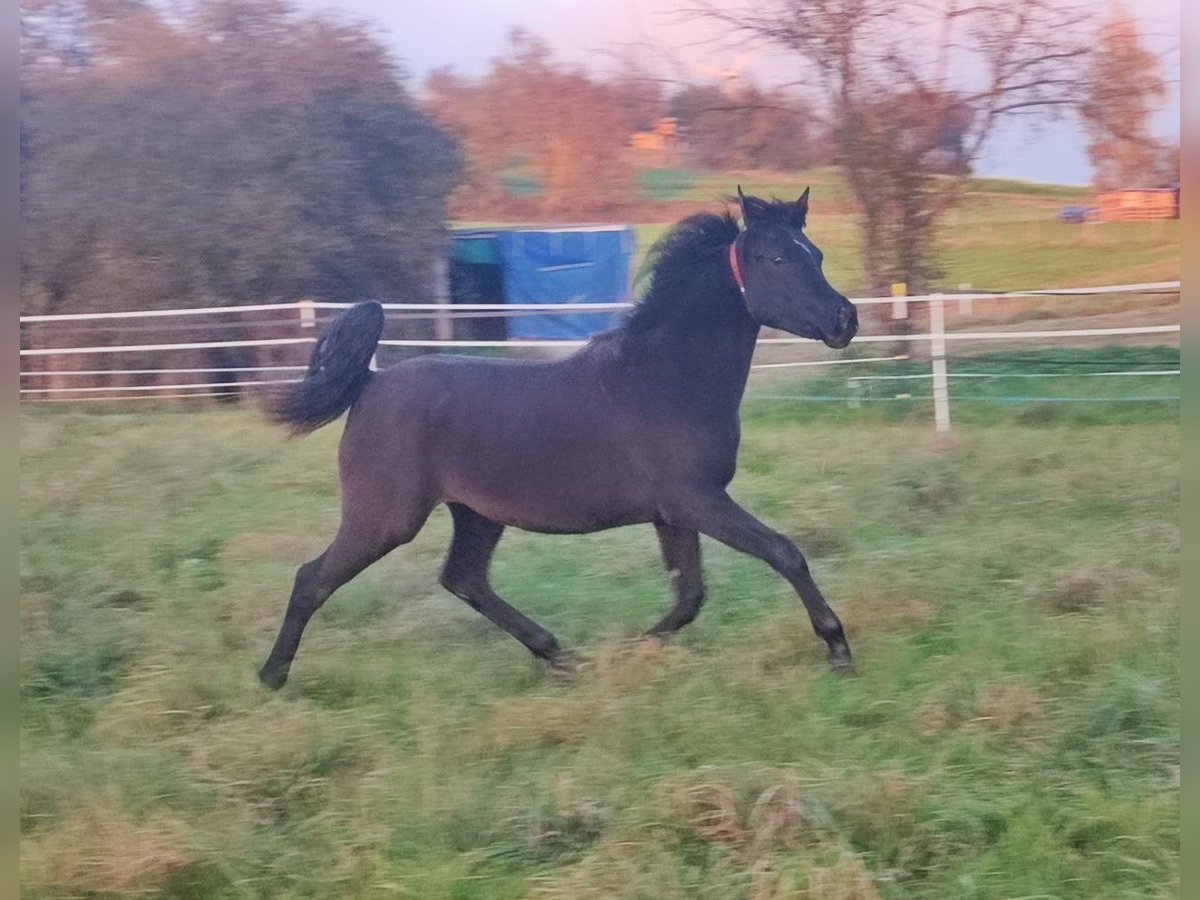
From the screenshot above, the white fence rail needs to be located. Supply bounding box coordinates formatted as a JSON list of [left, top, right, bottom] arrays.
[[19, 280, 1181, 432], [16, 280, 1181, 324]]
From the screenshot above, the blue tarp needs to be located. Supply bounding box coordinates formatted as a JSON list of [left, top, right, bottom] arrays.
[[450, 226, 635, 340]]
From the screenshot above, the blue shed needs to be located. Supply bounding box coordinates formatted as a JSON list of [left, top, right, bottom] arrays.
[[449, 225, 636, 340]]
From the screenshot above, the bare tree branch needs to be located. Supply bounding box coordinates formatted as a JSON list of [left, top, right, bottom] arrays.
[[679, 0, 1095, 294]]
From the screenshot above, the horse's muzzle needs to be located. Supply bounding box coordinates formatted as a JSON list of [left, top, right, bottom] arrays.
[[824, 302, 858, 349]]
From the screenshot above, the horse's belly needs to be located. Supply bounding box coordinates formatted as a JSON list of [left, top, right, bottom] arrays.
[[473, 502, 652, 535], [442, 454, 655, 534]]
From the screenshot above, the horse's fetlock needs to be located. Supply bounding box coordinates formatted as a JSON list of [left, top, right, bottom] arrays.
[[677, 590, 705, 623]]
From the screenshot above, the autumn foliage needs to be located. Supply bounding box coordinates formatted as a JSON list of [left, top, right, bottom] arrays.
[[1081, 4, 1171, 191], [426, 31, 638, 218]]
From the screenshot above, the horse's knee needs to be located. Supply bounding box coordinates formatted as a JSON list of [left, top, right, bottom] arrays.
[[769, 536, 809, 578]]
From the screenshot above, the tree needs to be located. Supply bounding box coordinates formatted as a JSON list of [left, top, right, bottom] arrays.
[[668, 82, 831, 171], [607, 61, 669, 135], [21, 0, 461, 317], [1081, 4, 1168, 190], [1154, 144, 1180, 185], [686, 0, 1094, 294], [425, 30, 636, 217]]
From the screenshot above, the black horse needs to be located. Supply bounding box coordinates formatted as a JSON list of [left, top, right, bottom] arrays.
[[259, 188, 858, 689]]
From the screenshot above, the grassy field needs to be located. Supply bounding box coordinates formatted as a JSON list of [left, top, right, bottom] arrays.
[[745, 347, 1181, 427], [20, 384, 1178, 898], [21, 167, 1180, 896]]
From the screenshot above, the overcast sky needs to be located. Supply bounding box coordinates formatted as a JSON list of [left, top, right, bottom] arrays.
[[298, 0, 1180, 186]]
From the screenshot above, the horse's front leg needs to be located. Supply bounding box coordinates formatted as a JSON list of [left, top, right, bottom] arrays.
[[665, 491, 852, 671]]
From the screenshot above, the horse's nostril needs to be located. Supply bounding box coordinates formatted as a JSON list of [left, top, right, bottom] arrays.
[[837, 303, 856, 332]]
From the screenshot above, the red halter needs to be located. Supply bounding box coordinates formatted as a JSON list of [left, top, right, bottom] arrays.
[[728, 238, 746, 295]]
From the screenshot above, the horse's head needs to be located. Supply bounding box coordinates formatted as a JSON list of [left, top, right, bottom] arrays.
[[732, 187, 857, 349]]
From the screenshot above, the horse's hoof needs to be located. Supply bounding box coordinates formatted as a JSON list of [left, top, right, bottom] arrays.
[[545, 651, 578, 681], [828, 648, 855, 677], [258, 665, 289, 690]]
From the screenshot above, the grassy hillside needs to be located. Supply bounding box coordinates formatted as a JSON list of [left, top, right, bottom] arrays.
[[626, 168, 1179, 293], [20, 399, 1178, 898]]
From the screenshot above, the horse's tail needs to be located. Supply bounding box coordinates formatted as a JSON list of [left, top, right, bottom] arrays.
[[267, 301, 385, 435]]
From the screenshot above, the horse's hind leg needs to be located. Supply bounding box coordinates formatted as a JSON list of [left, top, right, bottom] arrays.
[[439, 502, 566, 669], [259, 503, 430, 689], [645, 523, 705, 637]]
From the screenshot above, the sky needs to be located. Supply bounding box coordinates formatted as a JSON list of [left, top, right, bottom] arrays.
[[298, 0, 1181, 187]]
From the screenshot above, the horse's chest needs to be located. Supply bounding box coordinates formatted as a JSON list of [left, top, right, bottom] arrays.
[[660, 418, 740, 488]]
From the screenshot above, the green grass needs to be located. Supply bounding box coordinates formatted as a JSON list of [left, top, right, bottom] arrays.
[[939, 220, 1179, 290], [20, 397, 1178, 898]]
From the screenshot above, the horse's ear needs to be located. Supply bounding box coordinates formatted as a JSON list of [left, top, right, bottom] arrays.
[[737, 185, 771, 228], [791, 187, 811, 228]]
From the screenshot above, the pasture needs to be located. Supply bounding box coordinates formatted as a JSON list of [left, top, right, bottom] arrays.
[[20, 381, 1178, 898], [20, 173, 1180, 897]]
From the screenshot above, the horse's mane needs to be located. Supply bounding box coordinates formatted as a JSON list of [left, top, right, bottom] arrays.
[[620, 209, 741, 335]]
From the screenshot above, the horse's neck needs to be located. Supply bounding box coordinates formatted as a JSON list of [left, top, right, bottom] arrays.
[[622, 303, 760, 416], [688, 312, 759, 394]]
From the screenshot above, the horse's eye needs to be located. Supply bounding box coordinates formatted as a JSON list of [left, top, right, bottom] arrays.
[[771, 257, 784, 266]]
